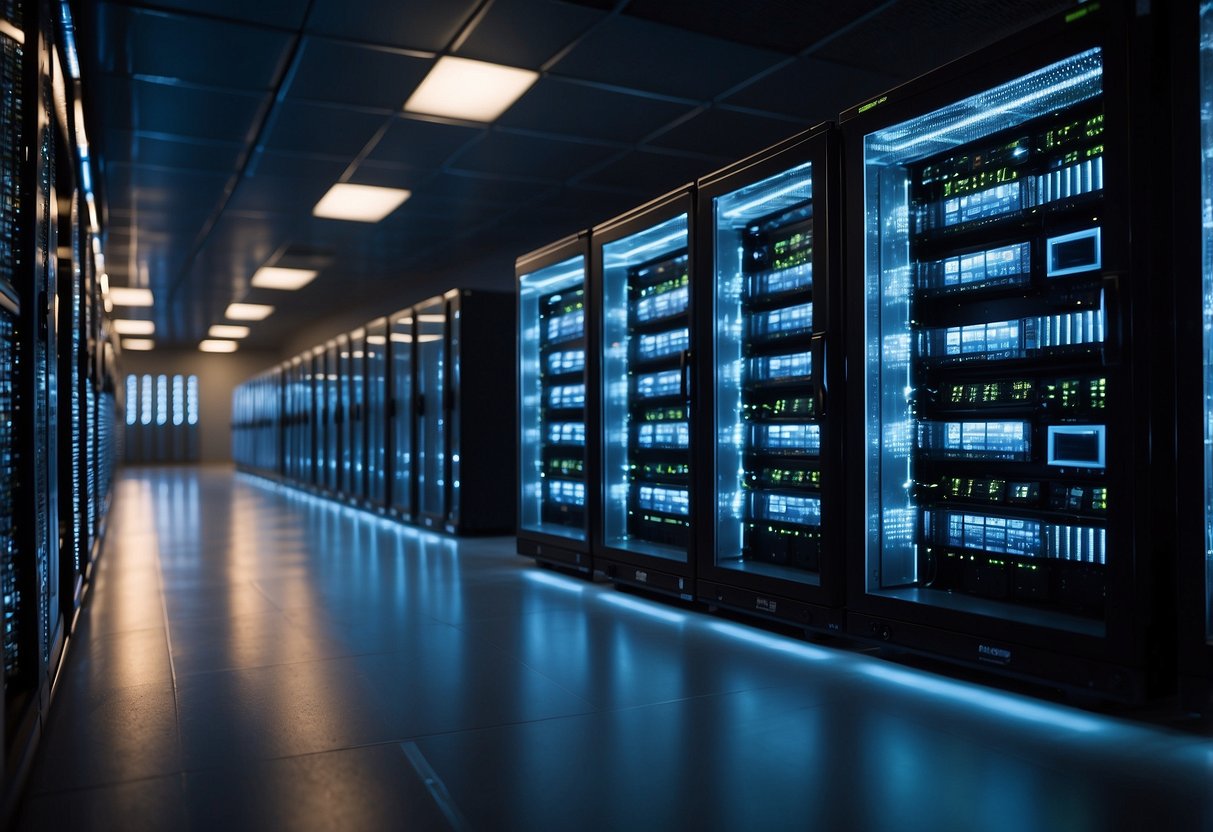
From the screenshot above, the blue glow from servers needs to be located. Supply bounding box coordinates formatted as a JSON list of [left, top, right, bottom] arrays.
[[141, 375, 152, 425], [752, 423, 820, 454], [548, 422, 586, 446], [750, 304, 812, 338], [748, 262, 811, 299], [637, 485, 689, 515], [755, 492, 821, 526], [546, 309, 584, 344], [636, 328, 689, 361], [172, 375, 184, 426], [549, 480, 586, 506], [636, 370, 682, 399], [187, 375, 199, 425], [634, 285, 688, 323], [636, 422, 689, 450], [749, 351, 812, 382], [126, 375, 137, 425], [547, 349, 585, 375]]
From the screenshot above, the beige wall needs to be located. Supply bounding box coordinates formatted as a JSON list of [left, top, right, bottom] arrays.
[[120, 348, 282, 463]]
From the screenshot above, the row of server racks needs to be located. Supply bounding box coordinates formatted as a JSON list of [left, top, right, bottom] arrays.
[[518, 1, 1213, 707], [0, 0, 121, 817], [232, 289, 516, 535]]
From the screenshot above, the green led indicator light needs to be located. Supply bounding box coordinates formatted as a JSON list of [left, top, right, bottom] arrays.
[[858, 95, 888, 114], [1065, 2, 1099, 23]]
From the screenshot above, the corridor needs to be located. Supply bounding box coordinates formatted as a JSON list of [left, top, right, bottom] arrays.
[[16, 467, 1213, 831]]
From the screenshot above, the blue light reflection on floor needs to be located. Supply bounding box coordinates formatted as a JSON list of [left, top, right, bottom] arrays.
[[522, 570, 586, 594], [706, 620, 833, 662], [860, 662, 1106, 734], [599, 591, 687, 624]]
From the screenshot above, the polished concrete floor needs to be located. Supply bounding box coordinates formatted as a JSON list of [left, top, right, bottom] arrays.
[[15, 466, 1213, 831]]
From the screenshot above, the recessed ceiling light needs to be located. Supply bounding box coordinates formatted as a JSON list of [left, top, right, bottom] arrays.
[[225, 303, 274, 321], [122, 338, 154, 351], [404, 56, 538, 122], [109, 287, 154, 306], [313, 183, 411, 223], [113, 319, 154, 335], [251, 266, 318, 291], [366, 334, 387, 345], [208, 324, 250, 339], [416, 313, 446, 323], [199, 339, 238, 353]]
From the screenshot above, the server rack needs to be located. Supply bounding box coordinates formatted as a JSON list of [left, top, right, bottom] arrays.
[[842, 3, 1170, 701], [1178, 0, 1213, 711], [365, 317, 388, 509], [323, 339, 341, 493], [347, 327, 368, 502], [445, 288, 515, 534], [415, 295, 446, 529], [593, 188, 696, 599], [695, 124, 844, 632], [516, 233, 594, 572], [387, 308, 414, 520]]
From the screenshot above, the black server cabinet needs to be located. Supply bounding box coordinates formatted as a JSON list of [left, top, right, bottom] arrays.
[[347, 327, 368, 504], [365, 317, 389, 509], [842, 4, 1170, 701], [516, 233, 594, 572], [388, 308, 414, 520], [593, 188, 696, 599], [1178, 0, 1213, 711], [695, 125, 844, 632], [338, 333, 357, 499], [446, 289, 515, 534]]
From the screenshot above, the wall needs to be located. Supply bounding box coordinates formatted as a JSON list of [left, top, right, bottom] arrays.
[[119, 348, 282, 464]]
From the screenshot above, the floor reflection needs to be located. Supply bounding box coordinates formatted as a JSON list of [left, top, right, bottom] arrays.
[[19, 466, 1213, 832]]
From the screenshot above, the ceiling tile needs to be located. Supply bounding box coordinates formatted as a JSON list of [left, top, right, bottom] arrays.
[[261, 101, 388, 157], [448, 132, 617, 182], [305, 0, 480, 51], [104, 129, 244, 173], [287, 38, 433, 111], [619, 0, 890, 55], [575, 148, 722, 194], [813, 0, 1076, 80], [721, 56, 900, 121], [118, 0, 310, 28], [98, 6, 293, 91], [646, 106, 801, 161], [129, 79, 267, 144], [454, 0, 605, 69], [362, 117, 482, 171], [497, 77, 695, 144], [550, 15, 784, 101]]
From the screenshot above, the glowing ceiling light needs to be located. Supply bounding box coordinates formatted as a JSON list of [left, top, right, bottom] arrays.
[[199, 339, 238, 353], [313, 183, 411, 223], [122, 338, 154, 351], [404, 55, 538, 122], [225, 303, 274, 321], [112, 319, 154, 335], [108, 287, 154, 307], [208, 325, 250, 339], [251, 266, 318, 290]]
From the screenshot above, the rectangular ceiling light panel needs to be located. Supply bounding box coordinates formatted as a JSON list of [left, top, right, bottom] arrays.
[[199, 339, 239, 353], [122, 338, 154, 351], [251, 266, 318, 290], [313, 183, 411, 223], [404, 56, 538, 122], [109, 286, 154, 306], [113, 319, 155, 335], [208, 325, 250, 339], [225, 303, 274, 321]]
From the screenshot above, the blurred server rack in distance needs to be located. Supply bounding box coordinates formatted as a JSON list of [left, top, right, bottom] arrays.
[[1177, 0, 1213, 711], [365, 317, 389, 509], [842, 3, 1169, 701], [696, 123, 845, 632], [388, 308, 415, 520], [594, 188, 697, 599], [517, 232, 594, 572]]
